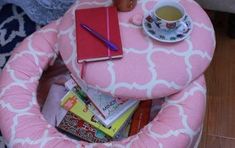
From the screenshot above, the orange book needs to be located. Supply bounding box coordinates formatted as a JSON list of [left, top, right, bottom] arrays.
[[75, 6, 123, 63], [129, 100, 152, 136]]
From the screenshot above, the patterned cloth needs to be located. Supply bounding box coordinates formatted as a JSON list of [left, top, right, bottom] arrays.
[[0, 0, 215, 147], [0, 0, 75, 25], [0, 4, 41, 72], [0, 4, 41, 147], [0, 2, 74, 147]]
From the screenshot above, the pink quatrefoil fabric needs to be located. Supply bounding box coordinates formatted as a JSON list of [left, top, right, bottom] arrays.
[[58, 0, 215, 100], [0, 0, 215, 147]]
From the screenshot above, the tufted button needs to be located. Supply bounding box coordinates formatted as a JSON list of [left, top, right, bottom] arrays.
[[130, 14, 144, 26]]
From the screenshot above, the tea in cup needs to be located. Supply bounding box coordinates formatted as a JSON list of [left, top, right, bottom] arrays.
[[151, 1, 188, 33]]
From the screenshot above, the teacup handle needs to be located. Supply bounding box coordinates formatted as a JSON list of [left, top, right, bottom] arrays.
[[176, 21, 188, 34], [150, 11, 160, 23]]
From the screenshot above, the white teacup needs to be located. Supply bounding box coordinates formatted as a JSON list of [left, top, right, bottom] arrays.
[[151, 1, 188, 33]]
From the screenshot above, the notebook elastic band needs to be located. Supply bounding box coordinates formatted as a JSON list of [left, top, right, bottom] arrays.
[[80, 62, 86, 79], [106, 7, 112, 60]]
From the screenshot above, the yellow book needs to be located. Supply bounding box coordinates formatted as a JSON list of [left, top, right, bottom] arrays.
[[60, 91, 137, 137]]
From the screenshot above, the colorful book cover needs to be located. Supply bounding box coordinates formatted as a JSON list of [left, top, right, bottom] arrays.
[[65, 78, 124, 127], [58, 111, 111, 143], [41, 84, 110, 143], [129, 100, 152, 136], [64, 78, 102, 117], [60, 91, 137, 137], [72, 77, 138, 120]]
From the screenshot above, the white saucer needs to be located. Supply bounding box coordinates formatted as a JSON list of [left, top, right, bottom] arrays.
[[142, 14, 193, 43]]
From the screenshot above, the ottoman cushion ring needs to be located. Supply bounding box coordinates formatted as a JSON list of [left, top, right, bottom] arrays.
[[0, 0, 215, 147]]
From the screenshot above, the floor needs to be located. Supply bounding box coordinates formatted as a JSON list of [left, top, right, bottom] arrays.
[[199, 12, 235, 148]]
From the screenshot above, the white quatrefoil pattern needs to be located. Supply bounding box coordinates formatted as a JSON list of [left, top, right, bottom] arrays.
[[0, 0, 215, 147], [59, 0, 215, 100]]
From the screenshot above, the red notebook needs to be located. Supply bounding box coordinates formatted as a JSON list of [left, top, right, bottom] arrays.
[[75, 6, 123, 63]]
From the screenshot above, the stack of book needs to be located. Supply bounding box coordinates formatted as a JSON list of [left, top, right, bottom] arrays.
[[41, 75, 163, 143], [60, 77, 139, 141]]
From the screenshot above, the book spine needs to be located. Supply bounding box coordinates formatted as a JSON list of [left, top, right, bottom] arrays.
[[58, 111, 111, 143], [113, 116, 132, 141], [129, 100, 152, 136]]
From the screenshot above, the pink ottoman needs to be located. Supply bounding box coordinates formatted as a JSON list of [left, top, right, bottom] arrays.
[[0, 0, 215, 147]]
